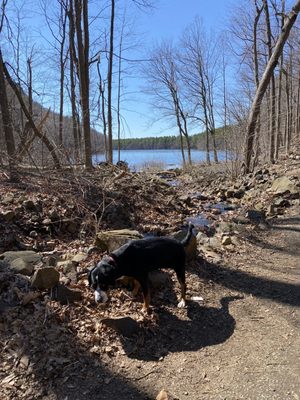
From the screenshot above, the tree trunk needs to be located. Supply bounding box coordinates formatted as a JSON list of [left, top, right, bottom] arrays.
[[244, 0, 300, 173], [74, 0, 92, 169], [58, 2, 67, 149], [263, 0, 276, 163], [3, 61, 61, 169], [68, 0, 80, 161], [0, 49, 16, 170], [107, 0, 115, 164]]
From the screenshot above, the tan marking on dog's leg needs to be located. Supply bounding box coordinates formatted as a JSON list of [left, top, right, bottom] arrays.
[[142, 291, 151, 314], [132, 279, 141, 297], [177, 281, 186, 308]]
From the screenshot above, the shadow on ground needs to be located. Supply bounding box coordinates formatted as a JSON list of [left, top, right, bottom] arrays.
[[242, 216, 300, 256], [122, 296, 240, 361], [194, 257, 300, 308]]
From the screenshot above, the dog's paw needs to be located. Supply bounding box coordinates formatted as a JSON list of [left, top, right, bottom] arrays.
[[177, 299, 186, 308]]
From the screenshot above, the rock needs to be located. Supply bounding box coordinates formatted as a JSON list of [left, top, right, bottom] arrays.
[[29, 230, 38, 238], [22, 199, 36, 210], [216, 222, 235, 235], [233, 189, 245, 199], [49, 209, 59, 220], [273, 198, 291, 207], [0, 250, 41, 266], [270, 176, 299, 196], [196, 232, 210, 245], [31, 267, 60, 290], [225, 188, 235, 198], [94, 229, 143, 252], [191, 192, 208, 201], [2, 193, 14, 204], [245, 209, 266, 224], [72, 253, 88, 263], [221, 236, 232, 246], [87, 246, 100, 254], [46, 256, 57, 267], [31, 214, 40, 222], [10, 258, 34, 276], [57, 260, 76, 274], [206, 237, 222, 250], [101, 317, 140, 337], [266, 204, 276, 216], [179, 195, 193, 206], [232, 216, 249, 225], [2, 210, 15, 222], [50, 284, 82, 304], [243, 188, 261, 201]]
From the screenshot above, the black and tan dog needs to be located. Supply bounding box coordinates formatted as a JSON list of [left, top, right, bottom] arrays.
[[88, 223, 194, 313]]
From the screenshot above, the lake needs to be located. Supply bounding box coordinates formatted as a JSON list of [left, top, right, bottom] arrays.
[[93, 149, 227, 170]]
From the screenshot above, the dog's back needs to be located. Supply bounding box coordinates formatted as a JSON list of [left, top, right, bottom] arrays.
[[115, 236, 185, 270]]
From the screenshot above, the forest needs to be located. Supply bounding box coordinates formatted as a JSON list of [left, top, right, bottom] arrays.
[[112, 127, 227, 151], [1, 0, 300, 171]]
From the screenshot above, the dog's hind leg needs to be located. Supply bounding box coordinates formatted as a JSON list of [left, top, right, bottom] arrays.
[[138, 277, 151, 314], [175, 269, 186, 308], [132, 279, 141, 297]]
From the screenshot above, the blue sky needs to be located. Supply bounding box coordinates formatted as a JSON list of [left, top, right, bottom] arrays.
[[121, 0, 231, 138], [3, 0, 232, 139]]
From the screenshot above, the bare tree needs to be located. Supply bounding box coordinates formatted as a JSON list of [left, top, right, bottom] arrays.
[[107, 0, 115, 164], [68, 0, 81, 161], [74, 0, 92, 168], [244, 0, 300, 173], [145, 42, 192, 165], [180, 18, 219, 164]]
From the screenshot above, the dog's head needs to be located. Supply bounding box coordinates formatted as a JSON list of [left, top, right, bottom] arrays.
[[88, 255, 118, 303]]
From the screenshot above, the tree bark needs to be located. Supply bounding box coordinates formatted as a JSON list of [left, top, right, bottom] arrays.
[[0, 49, 16, 170], [107, 0, 115, 164], [74, 0, 92, 169]]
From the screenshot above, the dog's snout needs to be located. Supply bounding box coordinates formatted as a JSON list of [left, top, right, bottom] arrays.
[[94, 288, 108, 303]]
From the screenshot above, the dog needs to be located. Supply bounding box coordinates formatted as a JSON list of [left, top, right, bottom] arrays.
[[88, 223, 194, 313]]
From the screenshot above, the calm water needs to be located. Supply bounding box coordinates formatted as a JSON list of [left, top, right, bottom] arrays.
[[94, 149, 227, 170]]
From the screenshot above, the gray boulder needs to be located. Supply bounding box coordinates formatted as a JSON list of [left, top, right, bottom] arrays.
[[94, 229, 143, 252], [31, 267, 60, 290], [0, 250, 41, 267], [270, 177, 299, 196], [10, 258, 34, 276]]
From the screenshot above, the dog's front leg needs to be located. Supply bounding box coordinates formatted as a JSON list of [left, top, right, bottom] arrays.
[[176, 271, 186, 308], [139, 277, 151, 314]]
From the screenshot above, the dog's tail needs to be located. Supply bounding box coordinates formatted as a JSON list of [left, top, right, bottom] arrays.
[[181, 222, 195, 247]]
